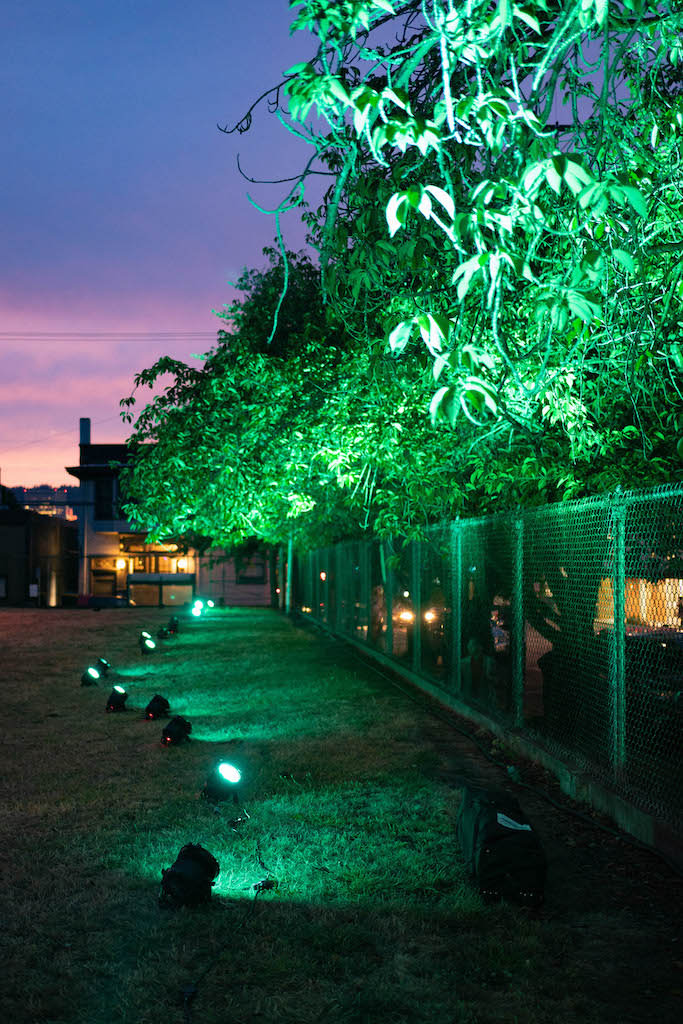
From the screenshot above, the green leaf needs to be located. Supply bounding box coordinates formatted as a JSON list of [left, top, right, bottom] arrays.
[[425, 184, 455, 220], [386, 192, 409, 236], [612, 249, 636, 274], [429, 386, 458, 425], [387, 320, 414, 354], [621, 186, 648, 218]]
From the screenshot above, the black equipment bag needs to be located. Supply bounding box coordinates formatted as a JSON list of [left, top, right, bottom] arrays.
[[456, 784, 546, 906]]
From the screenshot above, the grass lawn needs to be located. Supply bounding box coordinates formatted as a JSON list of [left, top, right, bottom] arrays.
[[1, 605, 681, 1024]]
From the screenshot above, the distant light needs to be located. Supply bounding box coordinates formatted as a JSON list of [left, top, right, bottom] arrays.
[[116, 558, 127, 570], [193, 599, 204, 609], [207, 599, 215, 608], [403, 590, 410, 598], [139, 632, 156, 652], [81, 666, 100, 686], [191, 606, 201, 617], [159, 843, 219, 907], [320, 571, 327, 581], [399, 610, 414, 623], [105, 686, 128, 712], [424, 609, 437, 623], [177, 558, 187, 570]]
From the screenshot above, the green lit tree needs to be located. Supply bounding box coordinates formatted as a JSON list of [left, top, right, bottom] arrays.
[[225, 0, 683, 474]]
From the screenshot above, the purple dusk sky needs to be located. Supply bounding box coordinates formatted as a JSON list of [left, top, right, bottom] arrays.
[[0, 0, 321, 488]]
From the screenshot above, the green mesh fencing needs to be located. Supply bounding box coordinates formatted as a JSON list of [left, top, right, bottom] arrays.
[[295, 485, 683, 833]]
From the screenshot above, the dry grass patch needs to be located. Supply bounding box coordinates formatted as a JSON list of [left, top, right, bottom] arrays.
[[1, 606, 681, 1024]]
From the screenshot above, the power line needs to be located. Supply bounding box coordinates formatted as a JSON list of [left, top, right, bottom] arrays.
[[0, 330, 217, 342], [0, 415, 123, 455]]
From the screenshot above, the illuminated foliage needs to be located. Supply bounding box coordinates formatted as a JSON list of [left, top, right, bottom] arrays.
[[121, 2, 683, 548]]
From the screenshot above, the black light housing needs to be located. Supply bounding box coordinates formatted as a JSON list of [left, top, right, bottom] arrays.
[[167, 616, 179, 635], [81, 666, 101, 686], [159, 843, 219, 907], [145, 694, 170, 720], [201, 762, 242, 804], [161, 716, 192, 746], [157, 627, 171, 639], [96, 657, 111, 674], [105, 685, 128, 712]]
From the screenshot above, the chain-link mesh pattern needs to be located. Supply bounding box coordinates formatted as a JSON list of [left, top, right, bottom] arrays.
[[295, 485, 683, 833]]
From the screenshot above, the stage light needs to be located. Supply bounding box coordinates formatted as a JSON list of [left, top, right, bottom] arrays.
[[96, 657, 111, 674], [207, 599, 215, 608], [145, 694, 170, 719], [81, 666, 100, 686], [161, 716, 192, 746], [139, 631, 156, 653], [191, 605, 202, 617], [201, 761, 242, 803], [159, 843, 220, 908], [106, 685, 128, 712]]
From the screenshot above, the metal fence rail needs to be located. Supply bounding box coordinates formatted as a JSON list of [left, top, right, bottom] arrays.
[[295, 484, 683, 835]]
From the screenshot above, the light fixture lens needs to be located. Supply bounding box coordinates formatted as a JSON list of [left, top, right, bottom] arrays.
[[114, 685, 126, 694], [207, 599, 215, 608], [88, 667, 100, 680], [145, 638, 156, 649], [218, 763, 241, 784], [191, 606, 201, 617]]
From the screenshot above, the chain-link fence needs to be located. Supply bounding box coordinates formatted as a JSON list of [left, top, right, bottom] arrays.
[[295, 484, 683, 834]]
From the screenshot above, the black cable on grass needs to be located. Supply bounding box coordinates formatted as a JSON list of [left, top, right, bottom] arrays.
[[347, 648, 683, 879], [180, 885, 267, 1024]]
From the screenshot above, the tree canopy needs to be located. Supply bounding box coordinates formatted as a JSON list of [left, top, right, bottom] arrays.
[[121, 1, 683, 550]]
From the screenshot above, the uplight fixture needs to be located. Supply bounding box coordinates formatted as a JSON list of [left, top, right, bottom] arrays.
[[161, 716, 192, 746], [159, 843, 220, 907], [201, 761, 242, 803], [139, 631, 156, 653], [105, 685, 128, 712], [96, 658, 111, 674], [145, 694, 170, 719], [207, 599, 215, 608], [81, 666, 100, 686], [191, 605, 202, 618], [167, 616, 179, 634]]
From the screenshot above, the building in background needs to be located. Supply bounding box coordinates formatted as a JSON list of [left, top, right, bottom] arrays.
[[66, 418, 273, 607], [10, 484, 79, 521], [0, 506, 78, 606]]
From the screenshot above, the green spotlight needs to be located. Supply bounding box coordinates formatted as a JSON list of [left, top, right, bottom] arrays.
[[139, 631, 156, 653], [105, 685, 128, 712], [81, 666, 100, 686], [159, 843, 220, 907], [191, 605, 202, 618], [202, 761, 242, 803]]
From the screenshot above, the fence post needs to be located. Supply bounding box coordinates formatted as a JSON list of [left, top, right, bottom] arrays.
[[610, 489, 627, 772], [512, 514, 524, 727], [411, 539, 422, 673], [450, 521, 462, 694]]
